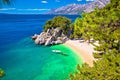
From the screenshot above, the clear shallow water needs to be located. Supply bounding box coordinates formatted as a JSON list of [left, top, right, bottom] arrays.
[[0, 14, 83, 80]]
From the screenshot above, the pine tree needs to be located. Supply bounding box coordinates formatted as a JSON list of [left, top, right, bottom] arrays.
[[70, 0, 120, 79]]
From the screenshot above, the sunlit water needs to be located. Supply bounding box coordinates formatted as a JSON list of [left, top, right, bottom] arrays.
[[0, 14, 83, 80]]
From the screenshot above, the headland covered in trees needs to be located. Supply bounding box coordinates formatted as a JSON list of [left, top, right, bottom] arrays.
[[32, 0, 120, 79], [31, 15, 95, 67], [0, 0, 119, 79]]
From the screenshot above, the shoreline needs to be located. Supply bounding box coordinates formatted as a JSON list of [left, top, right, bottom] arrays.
[[64, 40, 95, 67]]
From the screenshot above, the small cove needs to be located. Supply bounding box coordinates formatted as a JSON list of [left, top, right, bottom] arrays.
[[0, 14, 83, 80]]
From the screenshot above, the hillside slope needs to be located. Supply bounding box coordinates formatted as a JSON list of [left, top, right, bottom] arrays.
[[46, 0, 110, 14]]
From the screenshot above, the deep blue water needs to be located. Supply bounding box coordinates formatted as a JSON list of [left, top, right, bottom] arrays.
[[0, 14, 79, 46], [0, 14, 82, 80]]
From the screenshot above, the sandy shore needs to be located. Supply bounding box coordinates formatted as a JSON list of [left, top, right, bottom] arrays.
[[64, 40, 95, 67]]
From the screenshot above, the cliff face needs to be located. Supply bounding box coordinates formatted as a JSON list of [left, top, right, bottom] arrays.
[[46, 0, 110, 14]]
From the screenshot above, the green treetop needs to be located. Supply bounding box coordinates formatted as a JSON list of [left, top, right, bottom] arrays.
[[43, 16, 72, 35], [70, 0, 120, 79]]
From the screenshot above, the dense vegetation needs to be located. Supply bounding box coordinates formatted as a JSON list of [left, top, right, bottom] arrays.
[[0, 0, 119, 79], [43, 16, 73, 35], [70, 52, 120, 80], [70, 0, 120, 79]]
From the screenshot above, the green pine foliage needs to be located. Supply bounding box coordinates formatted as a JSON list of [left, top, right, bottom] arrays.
[[70, 52, 120, 80], [43, 16, 72, 35], [74, 18, 83, 38], [71, 0, 120, 79], [74, 0, 120, 54]]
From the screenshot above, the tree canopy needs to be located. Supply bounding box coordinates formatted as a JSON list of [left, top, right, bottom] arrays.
[[70, 0, 120, 79], [43, 16, 72, 35], [73, 0, 120, 55]]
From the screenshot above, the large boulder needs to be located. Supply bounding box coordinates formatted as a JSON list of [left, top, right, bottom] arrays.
[[45, 36, 55, 46], [35, 38, 40, 44], [62, 36, 68, 43], [46, 29, 52, 36], [39, 32, 46, 38], [32, 28, 68, 46], [34, 32, 47, 45], [53, 28, 62, 38], [39, 37, 46, 45]]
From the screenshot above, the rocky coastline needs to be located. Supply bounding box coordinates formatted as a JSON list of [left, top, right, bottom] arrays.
[[31, 28, 68, 46]]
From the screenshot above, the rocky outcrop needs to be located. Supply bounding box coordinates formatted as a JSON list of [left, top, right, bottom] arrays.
[[45, 36, 55, 45], [31, 28, 68, 46]]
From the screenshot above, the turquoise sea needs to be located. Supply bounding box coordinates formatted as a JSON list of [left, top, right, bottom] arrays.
[[0, 14, 83, 80]]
